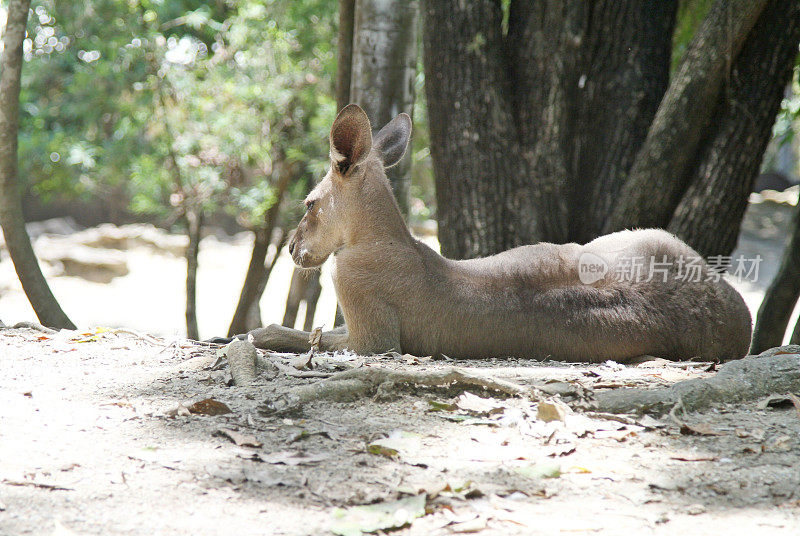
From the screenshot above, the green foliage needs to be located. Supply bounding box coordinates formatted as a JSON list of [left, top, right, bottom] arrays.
[[672, 0, 712, 72], [17, 0, 337, 229]]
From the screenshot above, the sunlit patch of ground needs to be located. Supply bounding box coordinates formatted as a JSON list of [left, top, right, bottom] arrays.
[[1, 328, 799, 535]]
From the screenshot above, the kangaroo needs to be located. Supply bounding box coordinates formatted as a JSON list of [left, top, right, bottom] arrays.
[[246, 104, 752, 362]]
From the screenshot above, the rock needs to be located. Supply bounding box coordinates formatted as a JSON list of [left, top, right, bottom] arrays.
[[24, 217, 82, 239], [75, 223, 188, 256], [37, 240, 129, 283]]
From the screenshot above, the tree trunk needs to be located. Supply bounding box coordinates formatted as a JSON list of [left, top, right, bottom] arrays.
[[668, 0, 800, 256], [227, 163, 292, 336], [424, 0, 797, 264], [423, 0, 527, 258], [0, 0, 76, 330], [350, 0, 419, 216], [509, 0, 677, 243], [184, 209, 203, 340], [283, 268, 308, 329], [336, 0, 355, 109], [424, 0, 676, 256], [752, 206, 800, 352], [606, 0, 768, 232], [248, 227, 286, 328], [282, 268, 324, 331], [302, 271, 323, 331]]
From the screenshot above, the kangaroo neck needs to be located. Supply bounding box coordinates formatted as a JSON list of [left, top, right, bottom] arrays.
[[344, 187, 413, 248]]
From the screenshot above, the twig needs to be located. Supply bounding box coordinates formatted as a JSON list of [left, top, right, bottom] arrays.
[[2, 479, 72, 491], [109, 328, 165, 346]]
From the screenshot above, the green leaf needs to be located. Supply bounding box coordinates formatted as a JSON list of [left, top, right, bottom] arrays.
[[330, 494, 427, 536], [515, 462, 562, 480]]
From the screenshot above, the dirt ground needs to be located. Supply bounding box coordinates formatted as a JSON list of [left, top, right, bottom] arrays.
[[2, 327, 799, 536]]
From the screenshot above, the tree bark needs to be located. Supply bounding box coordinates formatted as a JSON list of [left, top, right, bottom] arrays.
[[508, 1, 677, 244], [606, 0, 769, 232], [0, 0, 76, 330], [423, 0, 526, 258], [668, 0, 800, 257], [423, 1, 676, 257], [350, 0, 419, 216], [184, 209, 203, 340], [282, 268, 323, 331]]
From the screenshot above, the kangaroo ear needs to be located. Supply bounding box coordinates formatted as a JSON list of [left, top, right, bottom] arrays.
[[373, 113, 412, 168], [330, 104, 372, 176]]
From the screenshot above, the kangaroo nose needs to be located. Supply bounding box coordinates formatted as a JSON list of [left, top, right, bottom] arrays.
[[288, 240, 295, 256]]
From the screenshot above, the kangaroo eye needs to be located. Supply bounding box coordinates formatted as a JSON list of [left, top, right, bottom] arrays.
[[306, 200, 315, 212]]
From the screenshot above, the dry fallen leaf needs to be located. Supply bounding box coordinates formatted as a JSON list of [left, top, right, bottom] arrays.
[[214, 428, 262, 448], [679, 422, 724, 436], [258, 450, 329, 465], [456, 392, 505, 415], [788, 393, 800, 419], [669, 453, 717, 462], [187, 398, 232, 416], [450, 515, 488, 533], [537, 399, 568, 423], [757, 395, 797, 410], [165, 403, 191, 417], [308, 327, 322, 348], [768, 435, 793, 452], [290, 351, 313, 370]]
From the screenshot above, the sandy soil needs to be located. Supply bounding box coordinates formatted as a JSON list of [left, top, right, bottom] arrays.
[[1, 327, 799, 536]]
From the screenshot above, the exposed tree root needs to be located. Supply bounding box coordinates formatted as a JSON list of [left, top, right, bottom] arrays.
[[0, 321, 58, 334], [595, 346, 800, 415], [260, 366, 542, 416], [226, 339, 258, 386]]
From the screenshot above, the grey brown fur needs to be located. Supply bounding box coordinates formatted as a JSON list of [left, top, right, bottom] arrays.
[[250, 104, 751, 362]]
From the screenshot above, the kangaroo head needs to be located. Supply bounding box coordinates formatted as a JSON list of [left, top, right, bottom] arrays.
[[288, 104, 412, 268]]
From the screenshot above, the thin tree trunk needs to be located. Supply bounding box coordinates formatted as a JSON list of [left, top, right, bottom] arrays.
[[752, 208, 800, 353], [350, 0, 418, 216], [606, 0, 769, 232], [227, 163, 292, 336], [336, 0, 355, 109], [282, 268, 323, 331], [283, 268, 308, 329], [790, 312, 800, 346], [669, 0, 800, 257], [246, 228, 286, 330], [301, 270, 322, 331], [0, 0, 75, 330], [184, 208, 203, 340]]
